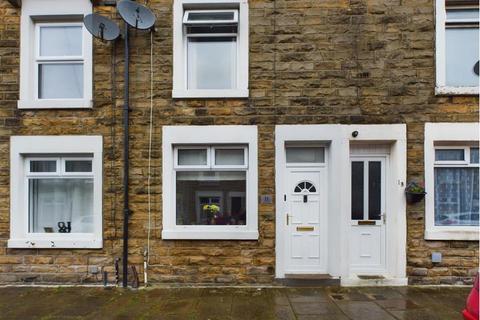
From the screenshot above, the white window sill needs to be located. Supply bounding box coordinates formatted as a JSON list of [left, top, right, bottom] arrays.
[[435, 86, 479, 96], [8, 238, 102, 249], [425, 229, 479, 241], [162, 229, 259, 240], [17, 99, 93, 109], [172, 89, 249, 99]]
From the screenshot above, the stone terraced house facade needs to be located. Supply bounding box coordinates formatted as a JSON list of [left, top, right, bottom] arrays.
[[0, 0, 478, 286]]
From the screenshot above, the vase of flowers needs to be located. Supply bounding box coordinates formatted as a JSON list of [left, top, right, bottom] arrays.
[[405, 182, 426, 204], [202, 204, 220, 225]]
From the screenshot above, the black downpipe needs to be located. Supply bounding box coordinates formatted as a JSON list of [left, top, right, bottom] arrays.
[[122, 21, 130, 288]]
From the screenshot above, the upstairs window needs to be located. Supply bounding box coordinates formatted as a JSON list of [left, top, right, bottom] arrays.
[[436, 0, 479, 94], [36, 23, 85, 99], [172, 0, 249, 98], [18, 0, 92, 109]]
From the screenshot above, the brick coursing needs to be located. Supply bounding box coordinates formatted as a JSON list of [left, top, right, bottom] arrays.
[[0, 0, 477, 285]]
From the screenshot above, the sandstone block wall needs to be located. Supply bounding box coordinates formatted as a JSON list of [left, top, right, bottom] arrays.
[[0, 0, 477, 285]]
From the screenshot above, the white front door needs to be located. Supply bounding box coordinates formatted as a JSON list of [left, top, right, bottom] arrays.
[[285, 168, 327, 273], [349, 156, 387, 275]]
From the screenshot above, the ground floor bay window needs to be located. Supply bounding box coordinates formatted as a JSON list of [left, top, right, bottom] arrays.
[[162, 126, 258, 240], [8, 136, 103, 248]]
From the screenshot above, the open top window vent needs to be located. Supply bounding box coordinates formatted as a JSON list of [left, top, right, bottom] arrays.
[[183, 10, 239, 25]]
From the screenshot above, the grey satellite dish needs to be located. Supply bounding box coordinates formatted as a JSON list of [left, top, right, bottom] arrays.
[[117, 0, 156, 30], [84, 13, 120, 41], [474, 61, 479, 76]]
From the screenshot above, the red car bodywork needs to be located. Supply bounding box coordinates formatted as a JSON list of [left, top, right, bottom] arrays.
[[463, 273, 479, 320]]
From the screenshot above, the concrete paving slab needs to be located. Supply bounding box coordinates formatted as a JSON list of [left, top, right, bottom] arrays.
[[0, 286, 470, 320]]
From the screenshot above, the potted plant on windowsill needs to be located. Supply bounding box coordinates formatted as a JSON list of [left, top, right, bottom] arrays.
[[202, 204, 220, 225], [405, 182, 426, 204]]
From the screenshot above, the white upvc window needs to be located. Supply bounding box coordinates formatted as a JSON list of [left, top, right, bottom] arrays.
[[18, 0, 93, 109], [424, 123, 480, 240], [172, 0, 249, 98], [162, 126, 258, 239], [9, 136, 103, 248], [435, 0, 479, 95]]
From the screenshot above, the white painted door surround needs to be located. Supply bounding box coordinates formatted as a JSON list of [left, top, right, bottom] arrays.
[[275, 124, 407, 286]]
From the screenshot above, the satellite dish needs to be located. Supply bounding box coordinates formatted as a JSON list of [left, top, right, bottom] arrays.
[[84, 13, 120, 41], [117, 0, 156, 30], [474, 61, 479, 76]]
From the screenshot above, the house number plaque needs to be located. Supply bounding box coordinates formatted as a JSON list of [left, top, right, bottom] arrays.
[[260, 195, 272, 204]]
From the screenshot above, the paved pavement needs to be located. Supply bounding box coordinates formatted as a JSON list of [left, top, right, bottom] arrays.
[[0, 286, 470, 319]]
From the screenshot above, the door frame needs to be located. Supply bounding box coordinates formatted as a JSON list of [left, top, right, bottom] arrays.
[[275, 124, 407, 285]]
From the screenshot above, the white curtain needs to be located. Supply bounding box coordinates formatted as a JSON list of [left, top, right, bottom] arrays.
[[434, 167, 479, 226], [30, 178, 93, 233]]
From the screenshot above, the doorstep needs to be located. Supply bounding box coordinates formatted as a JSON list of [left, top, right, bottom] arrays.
[[277, 274, 340, 287]]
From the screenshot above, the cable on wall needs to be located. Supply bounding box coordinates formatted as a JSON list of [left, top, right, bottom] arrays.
[[110, 40, 118, 240]]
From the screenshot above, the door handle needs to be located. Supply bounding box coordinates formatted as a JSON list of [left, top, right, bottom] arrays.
[[380, 213, 386, 223], [286, 213, 290, 225]]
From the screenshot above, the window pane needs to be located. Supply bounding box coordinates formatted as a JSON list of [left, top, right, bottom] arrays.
[[29, 178, 94, 233], [434, 167, 479, 226], [286, 147, 325, 163], [471, 147, 479, 164], [215, 149, 244, 165], [39, 63, 84, 99], [445, 27, 479, 87], [40, 26, 82, 57], [30, 160, 56, 173], [446, 9, 479, 21], [435, 149, 465, 161], [187, 37, 236, 90], [188, 12, 235, 21], [351, 161, 364, 220], [178, 149, 207, 166], [176, 171, 246, 225], [368, 161, 382, 220], [65, 160, 92, 172], [187, 26, 237, 34]]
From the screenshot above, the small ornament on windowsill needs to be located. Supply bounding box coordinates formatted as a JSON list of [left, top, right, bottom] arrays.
[[405, 182, 426, 204], [58, 221, 72, 233]]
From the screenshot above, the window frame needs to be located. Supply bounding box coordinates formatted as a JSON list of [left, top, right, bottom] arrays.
[[8, 136, 103, 249], [285, 144, 327, 168], [34, 22, 86, 101], [435, 0, 479, 95], [162, 125, 258, 240], [18, 0, 93, 109], [183, 9, 238, 24], [172, 0, 249, 98], [424, 123, 480, 240]]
